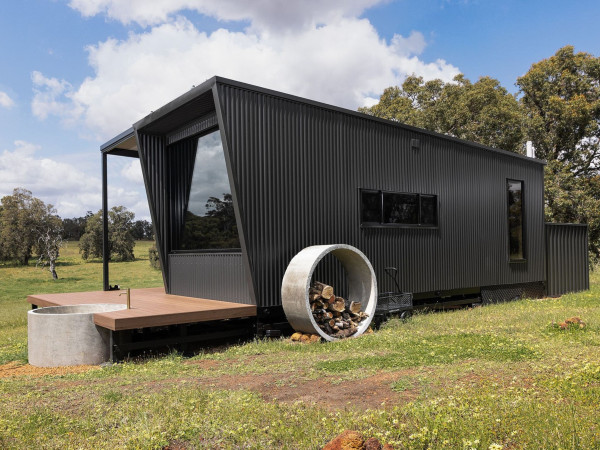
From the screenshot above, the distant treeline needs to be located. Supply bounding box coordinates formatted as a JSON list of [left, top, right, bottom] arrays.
[[62, 213, 153, 241]]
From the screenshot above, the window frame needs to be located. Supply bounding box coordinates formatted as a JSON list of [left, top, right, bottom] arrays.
[[359, 188, 439, 229], [506, 178, 526, 263]]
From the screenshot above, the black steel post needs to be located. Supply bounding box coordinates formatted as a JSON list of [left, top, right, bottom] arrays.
[[102, 152, 109, 291]]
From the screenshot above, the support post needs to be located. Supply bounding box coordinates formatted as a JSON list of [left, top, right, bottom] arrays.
[[102, 152, 109, 291]]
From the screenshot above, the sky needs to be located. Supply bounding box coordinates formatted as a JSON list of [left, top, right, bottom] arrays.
[[1, 0, 600, 221]]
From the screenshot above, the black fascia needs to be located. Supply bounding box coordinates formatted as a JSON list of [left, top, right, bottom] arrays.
[[133, 77, 218, 131]]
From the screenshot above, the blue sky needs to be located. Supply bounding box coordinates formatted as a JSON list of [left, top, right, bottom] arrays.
[[1, 0, 599, 220]]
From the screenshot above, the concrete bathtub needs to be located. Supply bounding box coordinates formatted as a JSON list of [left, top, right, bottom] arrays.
[[28, 303, 126, 367]]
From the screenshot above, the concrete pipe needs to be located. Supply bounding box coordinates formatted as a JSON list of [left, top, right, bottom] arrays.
[[28, 304, 126, 367], [281, 244, 377, 341]]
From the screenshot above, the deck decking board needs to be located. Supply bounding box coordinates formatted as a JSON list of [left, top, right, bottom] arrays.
[[27, 287, 257, 331]]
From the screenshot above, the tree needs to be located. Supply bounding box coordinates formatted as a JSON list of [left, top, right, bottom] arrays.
[[0, 188, 58, 265], [62, 213, 91, 240], [517, 46, 600, 258], [131, 219, 153, 240], [360, 74, 527, 153], [37, 218, 64, 280], [79, 206, 136, 261], [78, 211, 103, 260]]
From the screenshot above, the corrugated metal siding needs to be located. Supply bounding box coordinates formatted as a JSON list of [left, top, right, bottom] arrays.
[[169, 253, 253, 304], [216, 83, 547, 308], [546, 224, 589, 296], [167, 112, 217, 145], [167, 138, 197, 252], [136, 132, 170, 289]]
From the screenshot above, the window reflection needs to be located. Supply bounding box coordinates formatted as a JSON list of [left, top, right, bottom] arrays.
[[507, 180, 524, 260], [179, 130, 241, 250], [420, 195, 437, 226], [361, 190, 381, 223], [360, 189, 438, 228], [383, 193, 418, 224]]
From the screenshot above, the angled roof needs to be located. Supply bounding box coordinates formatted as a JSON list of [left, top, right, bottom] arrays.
[[101, 76, 545, 166]]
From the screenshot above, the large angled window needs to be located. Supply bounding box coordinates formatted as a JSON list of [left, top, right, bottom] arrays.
[[179, 130, 241, 250]]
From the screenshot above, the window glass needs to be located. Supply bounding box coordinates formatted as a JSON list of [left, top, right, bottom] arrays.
[[507, 180, 524, 260], [383, 193, 418, 224], [179, 130, 241, 250], [360, 189, 438, 228], [420, 195, 437, 226], [361, 190, 381, 224]]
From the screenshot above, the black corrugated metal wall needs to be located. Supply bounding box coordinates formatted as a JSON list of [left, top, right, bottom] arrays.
[[546, 223, 589, 296], [136, 132, 170, 289], [215, 83, 547, 308]]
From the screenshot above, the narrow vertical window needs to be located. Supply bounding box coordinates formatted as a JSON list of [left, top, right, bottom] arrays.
[[507, 179, 524, 261]]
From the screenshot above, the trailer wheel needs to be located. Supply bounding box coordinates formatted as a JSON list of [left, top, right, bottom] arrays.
[[399, 310, 412, 320]]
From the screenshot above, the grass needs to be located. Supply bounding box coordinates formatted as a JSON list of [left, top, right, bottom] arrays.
[[0, 248, 599, 448], [0, 241, 163, 364]]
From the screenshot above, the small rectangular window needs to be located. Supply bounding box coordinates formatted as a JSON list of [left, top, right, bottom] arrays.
[[383, 192, 418, 224], [361, 189, 437, 228], [361, 190, 381, 224], [420, 195, 438, 226], [507, 179, 525, 261]]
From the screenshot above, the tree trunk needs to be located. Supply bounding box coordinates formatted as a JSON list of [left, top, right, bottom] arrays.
[[50, 259, 58, 280]]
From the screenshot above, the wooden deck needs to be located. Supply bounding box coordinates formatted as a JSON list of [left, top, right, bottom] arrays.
[[27, 287, 257, 331]]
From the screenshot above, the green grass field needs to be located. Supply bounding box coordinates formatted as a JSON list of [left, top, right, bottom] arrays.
[[1, 245, 599, 448]]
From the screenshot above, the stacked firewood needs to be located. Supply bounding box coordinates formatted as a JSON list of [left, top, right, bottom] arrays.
[[310, 281, 369, 339]]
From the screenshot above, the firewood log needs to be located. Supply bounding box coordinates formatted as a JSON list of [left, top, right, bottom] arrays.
[[309, 334, 321, 343], [313, 281, 334, 300], [328, 297, 346, 313], [349, 301, 362, 314], [309, 290, 322, 302], [291, 332, 302, 341]]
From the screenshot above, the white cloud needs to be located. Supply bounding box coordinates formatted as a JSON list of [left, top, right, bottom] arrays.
[[31, 71, 83, 124], [0, 141, 148, 219], [121, 159, 144, 183], [0, 91, 14, 108], [68, 0, 385, 30], [32, 14, 460, 140]]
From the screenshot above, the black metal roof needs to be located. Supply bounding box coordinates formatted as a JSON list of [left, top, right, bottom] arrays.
[[101, 76, 545, 166]]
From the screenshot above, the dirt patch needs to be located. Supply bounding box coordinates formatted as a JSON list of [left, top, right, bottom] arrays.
[[203, 370, 419, 411], [0, 361, 100, 379]]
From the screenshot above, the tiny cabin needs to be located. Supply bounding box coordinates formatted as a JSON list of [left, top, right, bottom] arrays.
[[100, 76, 589, 331]]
